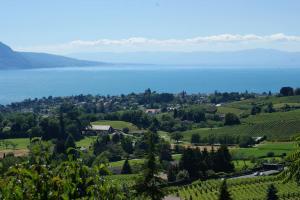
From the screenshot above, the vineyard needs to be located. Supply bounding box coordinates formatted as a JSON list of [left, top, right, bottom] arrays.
[[105, 174, 139, 187], [225, 95, 300, 111], [183, 109, 300, 141], [170, 176, 300, 200]]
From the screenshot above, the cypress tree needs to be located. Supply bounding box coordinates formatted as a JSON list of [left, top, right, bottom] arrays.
[[65, 134, 76, 149], [218, 180, 232, 200], [121, 158, 132, 174], [266, 184, 278, 200]]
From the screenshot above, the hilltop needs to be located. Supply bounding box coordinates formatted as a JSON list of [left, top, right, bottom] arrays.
[[0, 42, 106, 69]]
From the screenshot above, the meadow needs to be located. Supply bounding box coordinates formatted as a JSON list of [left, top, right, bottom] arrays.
[[231, 142, 296, 159], [92, 120, 139, 131]]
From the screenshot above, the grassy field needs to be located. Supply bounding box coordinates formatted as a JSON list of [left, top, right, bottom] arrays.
[[231, 142, 296, 159], [158, 131, 171, 142], [92, 120, 139, 131], [0, 138, 30, 150], [182, 109, 300, 141], [217, 106, 245, 116], [76, 136, 97, 148]]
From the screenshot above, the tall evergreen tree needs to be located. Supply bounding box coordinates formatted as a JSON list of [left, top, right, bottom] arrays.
[[135, 132, 165, 200], [266, 184, 278, 200], [121, 158, 132, 174], [218, 180, 232, 200], [214, 145, 234, 172], [65, 134, 76, 149]]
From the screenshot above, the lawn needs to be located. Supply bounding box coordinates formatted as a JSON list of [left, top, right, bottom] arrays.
[[233, 160, 255, 171], [231, 142, 297, 159], [217, 106, 245, 116], [0, 138, 30, 150], [158, 131, 171, 142], [92, 120, 139, 131], [76, 136, 97, 148]]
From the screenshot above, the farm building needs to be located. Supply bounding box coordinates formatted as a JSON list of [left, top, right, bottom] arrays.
[[83, 125, 114, 135], [145, 109, 161, 115]]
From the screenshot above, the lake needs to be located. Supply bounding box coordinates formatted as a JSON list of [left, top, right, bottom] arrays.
[[0, 65, 299, 105]]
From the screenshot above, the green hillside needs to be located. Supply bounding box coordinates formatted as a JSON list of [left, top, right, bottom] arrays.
[[183, 109, 300, 141], [225, 95, 300, 111]]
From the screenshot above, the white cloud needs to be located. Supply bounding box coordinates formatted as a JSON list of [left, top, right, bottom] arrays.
[[16, 33, 300, 54]]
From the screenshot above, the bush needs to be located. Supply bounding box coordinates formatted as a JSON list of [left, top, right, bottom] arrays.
[[280, 87, 294, 96], [266, 152, 275, 157], [224, 113, 240, 126], [122, 127, 129, 134], [176, 170, 190, 181]]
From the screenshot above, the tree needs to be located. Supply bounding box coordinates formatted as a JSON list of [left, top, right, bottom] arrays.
[[224, 113, 240, 126], [218, 180, 232, 200], [265, 103, 275, 113], [176, 170, 190, 182], [167, 165, 178, 182], [65, 134, 76, 149], [158, 141, 172, 162], [191, 133, 200, 144], [112, 133, 120, 143], [238, 136, 255, 148], [282, 136, 300, 184], [295, 88, 300, 95], [134, 132, 165, 200], [280, 87, 294, 96], [179, 148, 200, 179], [213, 145, 234, 173], [121, 137, 134, 154], [121, 158, 132, 174], [171, 132, 183, 143], [266, 184, 278, 200], [251, 105, 262, 115], [122, 127, 129, 134]]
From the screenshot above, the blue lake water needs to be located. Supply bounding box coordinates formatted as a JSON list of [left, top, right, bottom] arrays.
[[0, 65, 300, 105]]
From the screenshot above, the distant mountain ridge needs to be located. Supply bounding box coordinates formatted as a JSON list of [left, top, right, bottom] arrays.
[[0, 42, 105, 69], [70, 49, 300, 67]]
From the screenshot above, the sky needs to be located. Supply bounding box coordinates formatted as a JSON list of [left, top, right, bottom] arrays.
[[1, 0, 300, 54]]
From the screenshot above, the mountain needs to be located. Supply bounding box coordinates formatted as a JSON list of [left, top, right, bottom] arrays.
[[0, 42, 105, 69], [70, 49, 300, 67]]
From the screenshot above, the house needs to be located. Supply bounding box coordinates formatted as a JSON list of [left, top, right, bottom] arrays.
[[145, 109, 161, 115], [83, 125, 114, 135]]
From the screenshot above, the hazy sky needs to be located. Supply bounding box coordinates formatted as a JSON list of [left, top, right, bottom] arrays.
[[1, 0, 300, 53]]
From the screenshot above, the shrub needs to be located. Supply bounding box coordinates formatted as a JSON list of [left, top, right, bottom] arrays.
[[176, 170, 190, 181]]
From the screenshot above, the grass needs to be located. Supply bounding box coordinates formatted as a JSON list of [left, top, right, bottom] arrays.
[[217, 106, 245, 116], [233, 160, 255, 171], [92, 120, 139, 131], [109, 154, 182, 168], [182, 109, 300, 141], [76, 136, 97, 148], [158, 131, 171, 142], [0, 138, 30, 150], [231, 142, 296, 159], [109, 158, 145, 168]]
